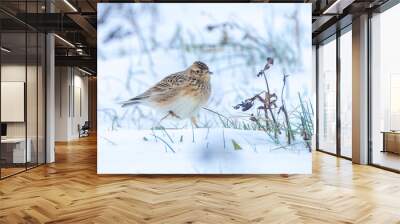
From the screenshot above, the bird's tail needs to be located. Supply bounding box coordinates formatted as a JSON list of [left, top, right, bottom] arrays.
[[120, 96, 147, 108]]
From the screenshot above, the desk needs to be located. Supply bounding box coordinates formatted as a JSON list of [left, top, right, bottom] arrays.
[[382, 131, 400, 154], [1, 138, 31, 163]]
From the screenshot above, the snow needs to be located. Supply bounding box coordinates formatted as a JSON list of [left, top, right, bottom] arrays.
[[98, 128, 311, 174]]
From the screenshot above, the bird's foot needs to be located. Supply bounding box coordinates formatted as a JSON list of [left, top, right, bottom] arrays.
[[191, 116, 199, 128]]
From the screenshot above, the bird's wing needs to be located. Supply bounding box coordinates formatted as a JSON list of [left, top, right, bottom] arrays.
[[140, 71, 187, 98], [122, 71, 186, 105]]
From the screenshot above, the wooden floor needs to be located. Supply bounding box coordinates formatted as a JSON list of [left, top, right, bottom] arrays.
[[1, 136, 400, 223], [0, 167, 26, 178], [373, 150, 400, 171]]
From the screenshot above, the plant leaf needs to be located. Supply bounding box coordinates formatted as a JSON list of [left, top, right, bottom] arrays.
[[231, 139, 242, 150]]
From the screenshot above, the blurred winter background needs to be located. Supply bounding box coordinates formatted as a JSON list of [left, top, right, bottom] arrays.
[[97, 3, 313, 174]]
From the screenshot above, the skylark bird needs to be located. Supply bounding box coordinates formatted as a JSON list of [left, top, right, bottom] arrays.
[[121, 61, 212, 127]]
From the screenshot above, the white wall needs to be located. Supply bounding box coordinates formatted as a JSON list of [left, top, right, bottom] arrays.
[[1, 65, 41, 137], [55, 66, 69, 141], [72, 73, 89, 137], [55, 67, 89, 141], [1, 65, 26, 136]]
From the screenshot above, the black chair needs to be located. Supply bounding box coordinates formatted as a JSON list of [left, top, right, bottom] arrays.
[[79, 121, 90, 138]]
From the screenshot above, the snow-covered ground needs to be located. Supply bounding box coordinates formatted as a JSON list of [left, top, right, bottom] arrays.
[[98, 128, 311, 174]]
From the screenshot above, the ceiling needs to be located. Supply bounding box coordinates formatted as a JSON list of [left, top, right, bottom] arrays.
[[0, 0, 97, 74], [311, 0, 391, 43]]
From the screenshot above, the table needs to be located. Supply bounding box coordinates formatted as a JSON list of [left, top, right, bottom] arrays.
[[1, 138, 31, 163], [381, 131, 400, 154]]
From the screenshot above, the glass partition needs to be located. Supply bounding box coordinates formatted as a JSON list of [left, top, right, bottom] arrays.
[[38, 32, 45, 165], [0, 1, 46, 179], [340, 29, 352, 158], [317, 37, 337, 154], [27, 30, 38, 169], [1, 30, 28, 177], [371, 3, 400, 171]]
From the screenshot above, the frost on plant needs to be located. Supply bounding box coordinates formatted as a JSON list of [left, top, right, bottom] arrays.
[[233, 58, 313, 151]]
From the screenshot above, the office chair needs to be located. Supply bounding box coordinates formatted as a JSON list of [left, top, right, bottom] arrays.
[[79, 121, 90, 138]]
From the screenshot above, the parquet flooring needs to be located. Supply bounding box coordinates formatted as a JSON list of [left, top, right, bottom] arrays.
[[0, 167, 26, 178], [1, 135, 400, 223]]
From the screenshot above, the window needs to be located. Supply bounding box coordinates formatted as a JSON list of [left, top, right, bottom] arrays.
[[317, 37, 337, 154], [371, 3, 400, 171], [340, 29, 352, 158]]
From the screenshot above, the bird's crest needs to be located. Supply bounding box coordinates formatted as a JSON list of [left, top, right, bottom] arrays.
[[193, 61, 209, 71]]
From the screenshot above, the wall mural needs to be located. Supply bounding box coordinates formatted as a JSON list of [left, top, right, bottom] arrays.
[[98, 3, 313, 174]]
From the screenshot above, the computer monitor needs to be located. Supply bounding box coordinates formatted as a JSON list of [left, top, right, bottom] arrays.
[[1, 123, 7, 137]]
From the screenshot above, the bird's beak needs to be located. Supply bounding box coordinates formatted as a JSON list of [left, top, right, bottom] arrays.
[[208, 71, 213, 75]]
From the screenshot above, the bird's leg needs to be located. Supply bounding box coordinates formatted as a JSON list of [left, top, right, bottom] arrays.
[[190, 116, 199, 143], [157, 112, 171, 127], [191, 116, 199, 128], [169, 111, 181, 119], [158, 111, 181, 127], [160, 113, 170, 122]]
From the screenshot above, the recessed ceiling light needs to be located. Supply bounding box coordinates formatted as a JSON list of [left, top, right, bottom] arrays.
[[322, 0, 354, 15], [64, 0, 78, 12], [1, 47, 11, 53], [63, 0, 78, 12], [78, 67, 93, 76], [54, 34, 75, 48]]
